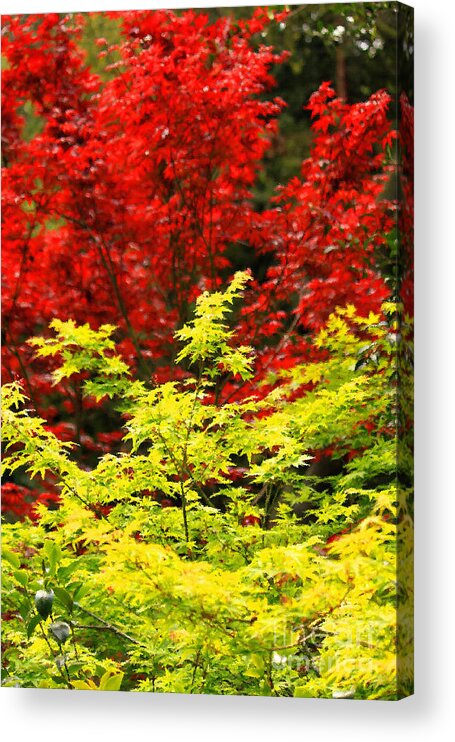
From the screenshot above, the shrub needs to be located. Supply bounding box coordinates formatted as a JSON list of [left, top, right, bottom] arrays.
[[1, 274, 413, 698]]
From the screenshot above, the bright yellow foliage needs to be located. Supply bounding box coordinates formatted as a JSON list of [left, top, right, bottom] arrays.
[[1, 273, 413, 698]]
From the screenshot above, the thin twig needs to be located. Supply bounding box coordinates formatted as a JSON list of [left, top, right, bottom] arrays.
[[73, 604, 146, 648]]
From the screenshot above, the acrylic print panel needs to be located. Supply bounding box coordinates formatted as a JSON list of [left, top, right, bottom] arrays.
[[1, 2, 414, 700]]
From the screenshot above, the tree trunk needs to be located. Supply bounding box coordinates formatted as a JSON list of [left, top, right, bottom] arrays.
[[336, 44, 348, 100]]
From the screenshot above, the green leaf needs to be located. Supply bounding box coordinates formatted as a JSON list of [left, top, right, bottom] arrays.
[[53, 587, 74, 614], [72, 583, 90, 602], [27, 614, 43, 639], [99, 671, 124, 692], [294, 685, 314, 698], [13, 570, 29, 588], [245, 654, 265, 678], [2, 549, 20, 569], [18, 599, 31, 621], [43, 540, 62, 576]]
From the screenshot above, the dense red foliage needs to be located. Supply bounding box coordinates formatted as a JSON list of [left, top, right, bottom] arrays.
[[1, 9, 399, 519], [398, 91, 414, 317], [1, 482, 59, 521], [238, 81, 395, 385]]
